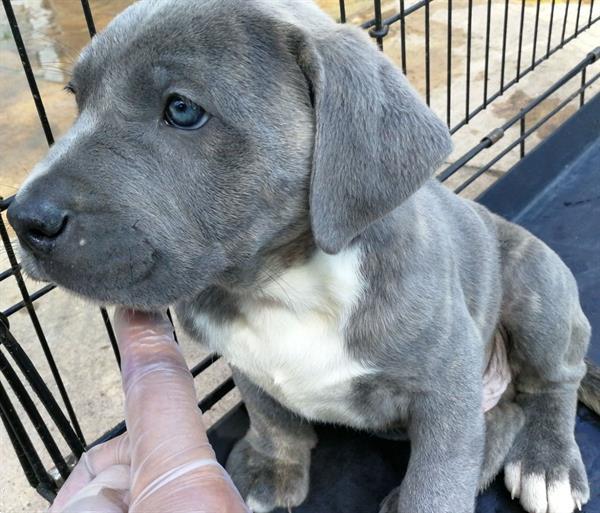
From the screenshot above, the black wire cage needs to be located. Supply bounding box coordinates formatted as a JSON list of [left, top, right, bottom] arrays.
[[1, 0, 599, 508]]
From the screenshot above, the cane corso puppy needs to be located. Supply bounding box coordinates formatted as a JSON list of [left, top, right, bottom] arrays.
[[8, 1, 596, 512]]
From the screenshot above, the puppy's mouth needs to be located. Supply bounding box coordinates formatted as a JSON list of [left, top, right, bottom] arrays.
[[18, 250, 50, 282], [21, 243, 157, 287], [17, 221, 159, 305]]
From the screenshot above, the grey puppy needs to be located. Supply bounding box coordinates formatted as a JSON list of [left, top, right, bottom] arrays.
[[7, 1, 598, 512]]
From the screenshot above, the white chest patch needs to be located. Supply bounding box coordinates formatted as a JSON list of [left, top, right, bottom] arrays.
[[194, 247, 372, 425]]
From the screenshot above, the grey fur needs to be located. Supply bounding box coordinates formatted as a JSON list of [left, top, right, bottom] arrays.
[[480, 391, 525, 490], [226, 369, 316, 511], [293, 23, 452, 253], [7, 1, 596, 512], [581, 359, 600, 415]]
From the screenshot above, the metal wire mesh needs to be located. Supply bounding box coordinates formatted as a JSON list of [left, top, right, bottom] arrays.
[[0, 0, 599, 503]]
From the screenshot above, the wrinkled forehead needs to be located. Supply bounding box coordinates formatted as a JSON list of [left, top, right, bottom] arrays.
[[71, 0, 268, 104]]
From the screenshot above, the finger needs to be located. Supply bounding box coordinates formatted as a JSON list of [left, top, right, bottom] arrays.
[[62, 494, 127, 513], [60, 465, 130, 513], [49, 434, 130, 513], [113, 309, 216, 493], [131, 461, 249, 513]]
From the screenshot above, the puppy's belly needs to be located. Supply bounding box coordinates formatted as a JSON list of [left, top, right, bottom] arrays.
[[195, 309, 373, 427]]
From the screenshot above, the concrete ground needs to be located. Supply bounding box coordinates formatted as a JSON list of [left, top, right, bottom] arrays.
[[1, 0, 598, 511]]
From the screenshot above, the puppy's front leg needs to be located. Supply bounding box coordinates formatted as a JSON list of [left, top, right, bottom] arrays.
[[226, 369, 317, 513], [380, 389, 485, 513]]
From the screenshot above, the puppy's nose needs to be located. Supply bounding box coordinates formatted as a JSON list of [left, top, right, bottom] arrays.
[[7, 199, 69, 254]]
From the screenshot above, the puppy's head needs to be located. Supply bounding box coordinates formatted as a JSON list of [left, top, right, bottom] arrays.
[[8, 0, 452, 308]]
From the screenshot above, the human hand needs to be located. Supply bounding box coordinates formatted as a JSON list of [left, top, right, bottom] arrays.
[[49, 308, 248, 513]]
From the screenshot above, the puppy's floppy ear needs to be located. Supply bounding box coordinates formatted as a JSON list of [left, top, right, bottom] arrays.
[[292, 25, 452, 254]]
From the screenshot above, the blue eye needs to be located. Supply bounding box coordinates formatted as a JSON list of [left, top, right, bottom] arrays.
[[164, 95, 210, 130]]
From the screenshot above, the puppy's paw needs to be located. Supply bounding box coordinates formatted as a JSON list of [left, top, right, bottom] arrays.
[[504, 439, 589, 513], [226, 437, 310, 513], [379, 487, 475, 513]]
